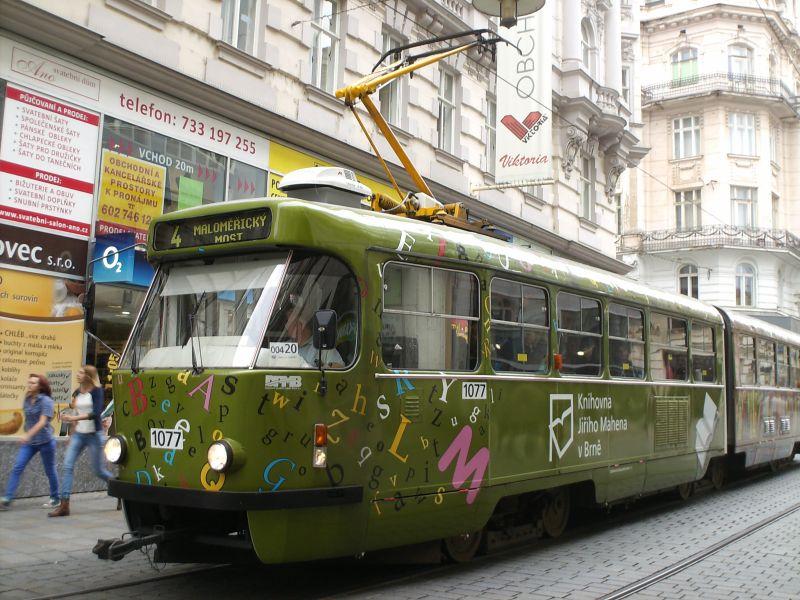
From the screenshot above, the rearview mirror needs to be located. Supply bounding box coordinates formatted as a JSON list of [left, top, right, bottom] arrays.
[[312, 310, 338, 350]]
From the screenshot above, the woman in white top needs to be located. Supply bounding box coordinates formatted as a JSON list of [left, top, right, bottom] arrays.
[[49, 365, 113, 517]]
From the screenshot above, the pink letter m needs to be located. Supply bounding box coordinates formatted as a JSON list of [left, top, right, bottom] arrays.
[[437, 426, 490, 504]]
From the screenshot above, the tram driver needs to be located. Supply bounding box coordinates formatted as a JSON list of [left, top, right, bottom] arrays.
[[261, 300, 345, 370]]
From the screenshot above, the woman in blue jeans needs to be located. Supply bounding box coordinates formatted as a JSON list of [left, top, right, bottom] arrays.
[[0, 374, 60, 510], [49, 365, 112, 517]]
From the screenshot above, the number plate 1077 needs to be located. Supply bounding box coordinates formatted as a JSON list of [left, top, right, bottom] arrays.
[[150, 428, 185, 450]]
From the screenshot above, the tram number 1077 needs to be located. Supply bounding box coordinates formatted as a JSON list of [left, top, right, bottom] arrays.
[[150, 428, 185, 450], [462, 382, 487, 401]]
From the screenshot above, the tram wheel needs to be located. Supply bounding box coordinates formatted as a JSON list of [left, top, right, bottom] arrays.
[[676, 482, 694, 501], [710, 461, 726, 490], [442, 529, 483, 563], [542, 487, 571, 538]]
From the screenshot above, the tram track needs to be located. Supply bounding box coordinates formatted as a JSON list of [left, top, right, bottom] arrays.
[[599, 498, 800, 600], [26, 463, 799, 600]]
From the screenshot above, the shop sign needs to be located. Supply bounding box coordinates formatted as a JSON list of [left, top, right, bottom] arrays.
[[1, 38, 270, 169], [0, 267, 85, 436], [92, 232, 154, 287], [0, 85, 99, 237], [96, 149, 166, 244], [0, 222, 87, 279], [495, 4, 553, 185]]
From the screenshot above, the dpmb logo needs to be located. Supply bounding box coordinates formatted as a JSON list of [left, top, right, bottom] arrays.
[[501, 111, 548, 143], [549, 393, 574, 462]]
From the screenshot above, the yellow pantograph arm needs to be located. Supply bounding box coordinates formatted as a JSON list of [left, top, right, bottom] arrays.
[[335, 42, 479, 104], [335, 41, 483, 199]]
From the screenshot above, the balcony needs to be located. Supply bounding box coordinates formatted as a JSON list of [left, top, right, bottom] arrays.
[[642, 73, 799, 115], [618, 226, 800, 260]]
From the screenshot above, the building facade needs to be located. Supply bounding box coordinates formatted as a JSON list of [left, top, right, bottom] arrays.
[[620, 0, 800, 333], [0, 0, 643, 431]]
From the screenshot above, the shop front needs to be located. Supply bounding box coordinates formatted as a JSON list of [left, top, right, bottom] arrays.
[[0, 33, 395, 441]]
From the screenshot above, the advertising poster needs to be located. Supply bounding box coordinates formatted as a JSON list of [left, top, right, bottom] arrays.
[[96, 149, 166, 244], [0, 85, 99, 237], [0, 268, 84, 436], [495, 4, 553, 185]]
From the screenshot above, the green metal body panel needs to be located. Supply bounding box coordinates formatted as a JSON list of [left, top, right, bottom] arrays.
[[112, 198, 728, 563]]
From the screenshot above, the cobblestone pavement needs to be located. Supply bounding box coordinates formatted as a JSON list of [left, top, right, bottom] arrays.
[[1, 459, 799, 599]]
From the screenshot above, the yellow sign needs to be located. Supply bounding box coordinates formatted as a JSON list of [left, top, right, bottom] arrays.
[[0, 269, 84, 436], [98, 150, 166, 236], [268, 142, 400, 201]]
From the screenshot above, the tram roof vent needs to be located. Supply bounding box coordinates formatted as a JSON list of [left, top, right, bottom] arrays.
[[278, 167, 371, 209]]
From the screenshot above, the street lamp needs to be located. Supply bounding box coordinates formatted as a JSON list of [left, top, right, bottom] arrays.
[[473, 0, 546, 27]]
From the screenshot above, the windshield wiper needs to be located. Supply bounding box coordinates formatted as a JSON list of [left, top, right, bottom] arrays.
[[186, 291, 206, 374]]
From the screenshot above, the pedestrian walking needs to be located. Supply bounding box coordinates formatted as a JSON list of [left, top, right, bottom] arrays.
[[49, 366, 113, 517], [0, 374, 60, 510]]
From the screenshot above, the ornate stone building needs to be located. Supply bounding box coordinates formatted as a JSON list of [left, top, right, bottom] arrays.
[[621, 0, 800, 333]]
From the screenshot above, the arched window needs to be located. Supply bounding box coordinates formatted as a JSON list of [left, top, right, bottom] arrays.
[[581, 18, 595, 75], [678, 264, 699, 299], [671, 47, 698, 84], [735, 263, 756, 307]]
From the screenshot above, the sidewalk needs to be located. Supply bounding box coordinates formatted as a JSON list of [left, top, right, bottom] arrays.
[[0, 492, 197, 599]]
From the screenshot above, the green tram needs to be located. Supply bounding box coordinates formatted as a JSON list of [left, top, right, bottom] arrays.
[[94, 171, 800, 564]]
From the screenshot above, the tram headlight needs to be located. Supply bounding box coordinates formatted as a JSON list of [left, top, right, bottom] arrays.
[[104, 435, 127, 464], [207, 439, 245, 473]]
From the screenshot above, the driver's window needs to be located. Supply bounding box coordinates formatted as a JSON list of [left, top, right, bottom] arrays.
[[256, 253, 359, 369]]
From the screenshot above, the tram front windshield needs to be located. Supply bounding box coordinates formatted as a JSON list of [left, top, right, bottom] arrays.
[[122, 255, 288, 369]]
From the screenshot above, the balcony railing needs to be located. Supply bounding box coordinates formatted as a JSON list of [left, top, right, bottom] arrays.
[[642, 72, 798, 109], [618, 226, 800, 258]]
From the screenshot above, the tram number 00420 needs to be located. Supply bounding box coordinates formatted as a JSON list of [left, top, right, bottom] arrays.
[[150, 428, 185, 450], [462, 382, 487, 400]]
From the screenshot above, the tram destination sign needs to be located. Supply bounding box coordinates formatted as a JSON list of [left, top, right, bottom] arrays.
[[152, 208, 271, 250]]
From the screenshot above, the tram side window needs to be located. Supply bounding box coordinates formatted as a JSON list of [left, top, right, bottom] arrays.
[[490, 278, 549, 373], [650, 313, 688, 380], [609, 303, 645, 379], [691, 323, 716, 382], [557, 292, 601, 376], [776, 344, 790, 388], [738, 335, 756, 385], [791, 347, 800, 388], [382, 263, 479, 371], [757, 338, 776, 386], [257, 253, 359, 369]]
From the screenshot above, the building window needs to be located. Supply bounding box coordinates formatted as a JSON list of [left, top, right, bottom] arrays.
[[678, 264, 699, 299], [486, 95, 497, 175], [621, 66, 630, 104], [729, 113, 755, 155], [731, 186, 756, 227], [222, 0, 258, 52], [728, 44, 753, 77], [770, 126, 779, 164], [437, 68, 456, 154], [673, 116, 700, 159], [310, 0, 340, 93], [378, 30, 404, 127], [615, 194, 623, 235], [671, 47, 698, 84], [675, 189, 701, 230], [735, 263, 756, 307], [581, 18, 595, 76], [579, 155, 595, 221]]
